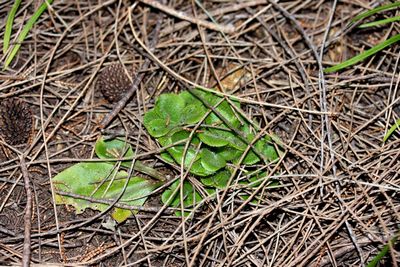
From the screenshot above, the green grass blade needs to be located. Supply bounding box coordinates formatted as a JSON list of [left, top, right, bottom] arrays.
[[367, 235, 398, 267], [3, 0, 22, 54], [324, 33, 400, 73], [4, 0, 53, 69], [359, 15, 400, 28], [383, 118, 400, 142], [351, 2, 400, 24]]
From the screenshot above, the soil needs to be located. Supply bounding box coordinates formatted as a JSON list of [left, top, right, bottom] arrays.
[[0, 0, 399, 266]]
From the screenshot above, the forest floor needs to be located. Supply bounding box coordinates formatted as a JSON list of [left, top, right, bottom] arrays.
[[0, 0, 399, 266]]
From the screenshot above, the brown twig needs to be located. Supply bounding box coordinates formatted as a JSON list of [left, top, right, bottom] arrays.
[[20, 156, 32, 267], [138, 0, 235, 34]]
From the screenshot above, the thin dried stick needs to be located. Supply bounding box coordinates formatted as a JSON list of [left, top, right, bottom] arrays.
[[160, 0, 267, 36], [138, 0, 235, 34], [20, 156, 32, 267]]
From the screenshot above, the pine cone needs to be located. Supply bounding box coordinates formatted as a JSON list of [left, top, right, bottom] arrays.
[[0, 98, 33, 146], [96, 63, 133, 103]]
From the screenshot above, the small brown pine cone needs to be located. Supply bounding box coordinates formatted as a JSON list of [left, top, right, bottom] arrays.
[[0, 98, 34, 146], [96, 63, 133, 103]]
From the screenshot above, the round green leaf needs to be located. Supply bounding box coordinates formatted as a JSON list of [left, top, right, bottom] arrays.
[[171, 130, 190, 143], [198, 131, 229, 147], [216, 147, 242, 162], [95, 137, 134, 168], [190, 160, 214, 176], [213, 169, 231, 188], [200, 148, 226, 172], [181, 104, 205, 124], [143, 108, 160, 126], [146, 118, 170, 137], [156, 93, 185, 123]]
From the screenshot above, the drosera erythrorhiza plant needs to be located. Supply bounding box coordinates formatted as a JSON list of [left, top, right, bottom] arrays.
[[325, 1, 400, 142], [143, 88, 281, 215], [52, 87, 282, 220]]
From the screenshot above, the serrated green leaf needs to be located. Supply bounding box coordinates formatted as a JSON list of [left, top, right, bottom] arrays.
[[190, 160, 214, 176], [216, 146, 242, 161], [209, 129, 247, 150], [167, 145, 198, 166], [53, 162, 159, 223], [198, 131, 229, 147], [179, 90, 200, 105], [242, 150, 260, 165], [205, 112, 222, 126], [200, 177, 214, 187], [143, 108, 160, 125], [255, 138, 279, 162], [200, 148, 226, 172], [160, 152, 175, 163]]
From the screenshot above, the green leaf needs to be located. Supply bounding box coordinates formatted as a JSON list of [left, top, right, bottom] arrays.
[[359, 15, 400, 28], [171, 130, 190, 143], [161, 152, 175, 163], [4, 0, 21, 54], [161, 179, 202, 216], [205, 112, 222, 126], [165, 145, 213, 176], [189, 160, 214, 176], [146, 118, 171, 137], [52, 162, 159, 223], [242, 150, 260, 165], [213, 169, 231, 188], [216, 146, 242, 161], [179, 90, 200, 105], [191, 88, 242, 127], [4, 0, 54, 69], [351, 2, 400, 24], [167, 145, 198, 167], [95, 137, 166, 182], [208, 129, 247, 150], [200, 177, 214, 187], [143, 108, 160, 125], [255, 138, 279, 162], [95, 137, 134, 168], [155, 93, 185, 123], [181, 104, 206, 124], [200, 148, 226, 172], [325, 33, 400, 73], [383, 118, 400, 142], [198, 131, 229, 147]]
